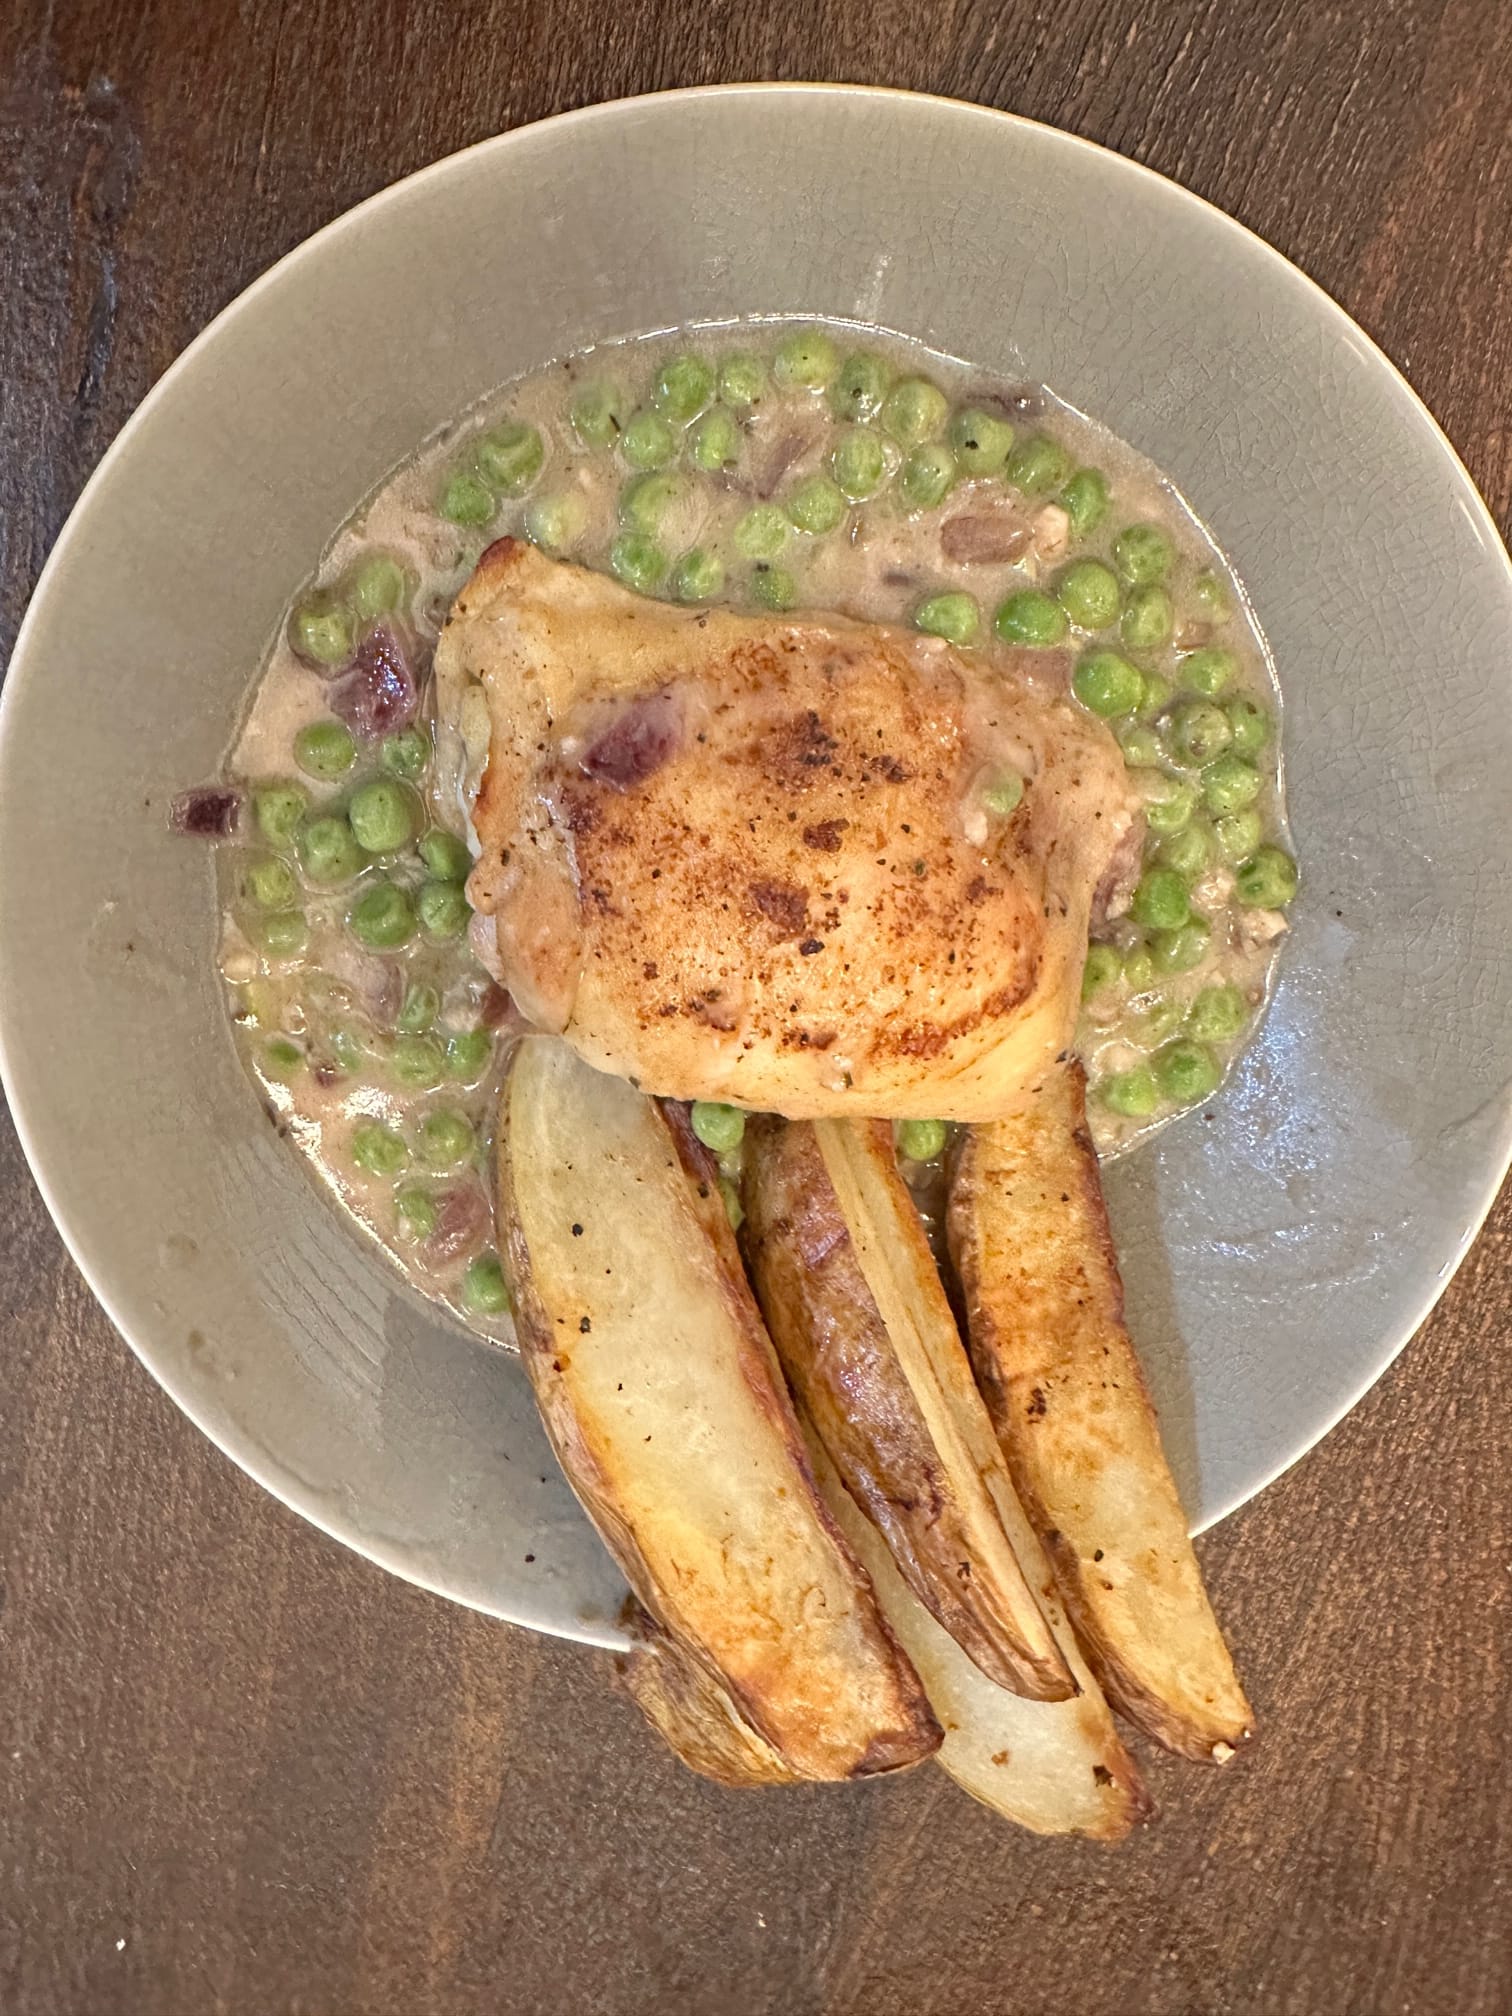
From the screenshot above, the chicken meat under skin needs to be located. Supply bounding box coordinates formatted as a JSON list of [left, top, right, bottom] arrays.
[[435, 538, 1140, 1121]]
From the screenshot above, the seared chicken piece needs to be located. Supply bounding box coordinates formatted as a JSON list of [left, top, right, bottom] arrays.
[[437, 539, 1138, 1119]]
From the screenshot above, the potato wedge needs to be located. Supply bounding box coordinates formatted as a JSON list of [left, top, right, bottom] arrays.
[[616, 1614, 800, 1787], [948, 1060, 1254, 1763], [742, 1115, 1073, 1703], [498, 1037, 941, 1780], [807, 1430, 1149, 1838]]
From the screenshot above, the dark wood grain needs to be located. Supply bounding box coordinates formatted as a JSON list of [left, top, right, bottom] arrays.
[[3, 2, 1511, 2010]]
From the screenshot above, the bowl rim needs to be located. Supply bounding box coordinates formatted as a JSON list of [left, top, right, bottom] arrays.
[[3, 83, 1509, 1625]]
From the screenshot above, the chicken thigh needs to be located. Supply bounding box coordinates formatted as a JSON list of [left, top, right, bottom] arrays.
[[435, 538, 1138, 1119]]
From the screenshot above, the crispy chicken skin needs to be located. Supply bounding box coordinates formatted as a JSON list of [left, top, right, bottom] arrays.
[[437, 539, 1138, 1119]]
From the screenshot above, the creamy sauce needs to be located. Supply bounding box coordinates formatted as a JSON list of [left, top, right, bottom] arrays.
[[209, 319, 1292, 1341]]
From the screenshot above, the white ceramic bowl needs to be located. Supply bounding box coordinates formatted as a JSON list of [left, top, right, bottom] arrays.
[[3, 86, 1510, 1647]]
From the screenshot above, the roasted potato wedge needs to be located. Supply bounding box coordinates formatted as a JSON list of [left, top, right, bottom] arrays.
[[742, 1115, 1073, 1703], [616, 1614, 800, 1787], [948, 1061, 1254, 1763], [807, 1431, 1149, 1839], [498, 1037, 941, 1781]]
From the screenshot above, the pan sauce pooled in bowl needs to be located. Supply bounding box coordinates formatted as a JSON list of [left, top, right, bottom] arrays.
[[193, 319, 1295, 1338]]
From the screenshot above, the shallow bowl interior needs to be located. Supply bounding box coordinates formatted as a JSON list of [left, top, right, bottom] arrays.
[[3, 85, 1510, 1646]]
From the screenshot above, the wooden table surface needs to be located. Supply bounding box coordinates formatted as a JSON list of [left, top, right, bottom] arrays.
[[3, 2, 1511, 2010]]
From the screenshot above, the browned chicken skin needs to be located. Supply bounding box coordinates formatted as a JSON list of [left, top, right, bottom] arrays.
[[436, 539, 1138, 1119]]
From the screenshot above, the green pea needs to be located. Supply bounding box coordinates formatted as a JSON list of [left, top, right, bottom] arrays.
[[570, 381, 625, 448], [750, 565, 797, 612], [1057, 560, 1121, 632], [620, 409, 676, 471], [1137, 770, 1200, 836], [1226, 697, 1272, 757], [464, 1253, 511, 1316], [995, 589, 1069, 647], [1138, 671, 1174, 719], [1157, 824, 1211, 878], [418, 880, 471, 939], [1183, 646, 1237, 698], [348, 779, 419, 855], [688, 408, 744, 472], [257, 910, 308, 959], [1169, 701, 1233, 767], [297, 813, 363, 886], [691, 1101, 746, 1152], [526, 491, 590, 554], [719, 1176, 744, 1233], [346, 553, 408, 621], [1073, 650, 1143, 717], [1114, 523, 1175, 587], [831, 428, 889, 501], [670, 549, 726, 603], [620, 470, 685, 535], [899, 443, 956, 511], [352, 1121, 408, 1180], [1235, 846, 1299, 908], [1119, 723, 1162, 768], [982, 771, 1024, 817], [1187, 983, 1248, 1043], [718, 352, 767, 409], [1060, 467, 1110, 539], [328, 1025, 368, 1076], [244, 855, 299, 911], [419, 827, 472, 881], [261, 1036, 303, 1079], [289, 595, 355, 668], [439, 472, 494, 526], [395, 1187, 437, 1242], [897, 1117, 947, 1162], [1154, 1039, 1221, 1105], [419, 1107, 476, 1168], [391, 1034, 446, 1089], [914, 592, 980, 646], [1123, 944, 1156, 991], [1081, 943, 1121, 1000], [734, 504, 789, 561], [1006, 435, 1072, 496], [1191, 570, 1230, 621], [653, 353, 713, 421], [445, 1028, 492, 1081], [1121, 586, 1174, 650], [609, 531, 667, 596], [786, 473, 847, 535], [253, 783, 309, 851], [1202, 754, 1262, 816], [773, 329, 838, 392], [949, 407, 1015, 477], [397, 983, 440, 1035], [1151, 920, 1211, 974], [476, 420, 544, 497], [881, 377, 949, 447], [293, 720, 356, 782], [831, 352, 892, 423], [348, 880, 415, 949], [1130, 866, 1191, 931], [1101, 1064, 1159, 1118], [381, 726, 430, 781], [1213, 809, 1263, 862]]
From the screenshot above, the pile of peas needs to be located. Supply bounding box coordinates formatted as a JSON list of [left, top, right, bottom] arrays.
[[247, 555, 511, 1320], [240, 329, 1293, 1277]]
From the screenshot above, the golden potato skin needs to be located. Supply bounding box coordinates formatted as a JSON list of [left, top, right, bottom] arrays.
[[498, 1037, 941, 1782], [948, 1063, 1254, 1763], [741, 1115, 1073, 1703]]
